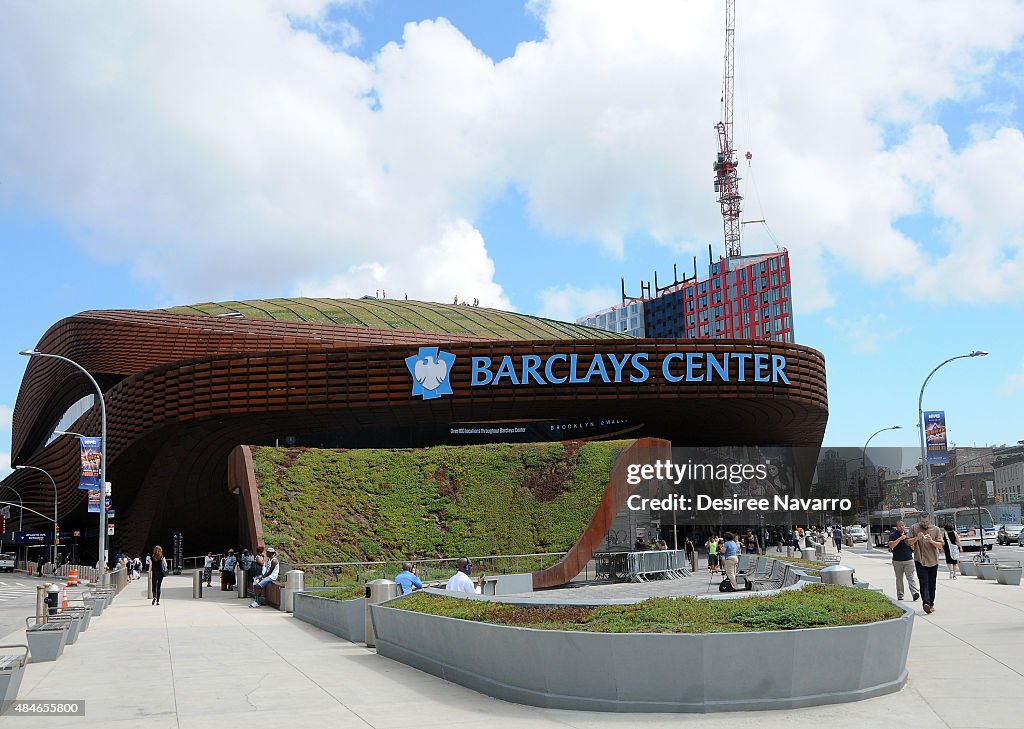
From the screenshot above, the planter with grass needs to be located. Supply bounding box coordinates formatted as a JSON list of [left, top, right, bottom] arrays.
[[293, 587, 366, 642], [370, 584, 912, 713]]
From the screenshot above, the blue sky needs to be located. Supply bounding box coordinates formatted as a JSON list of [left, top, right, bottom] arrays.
[[2, 1, 1024, 473]]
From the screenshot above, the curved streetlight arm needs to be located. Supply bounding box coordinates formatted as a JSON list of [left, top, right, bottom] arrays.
[[918, 351, 988, 516], [0, 500, 55, 523], [20, 349, 108, 579], [14, 465, 58, 563], [0, 486, 24, 531]]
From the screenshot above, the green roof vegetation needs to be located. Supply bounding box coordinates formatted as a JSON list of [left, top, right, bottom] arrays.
[[391, 584, 902, 633], [252, 440, 631, 566], [160, 297, 628, 340]]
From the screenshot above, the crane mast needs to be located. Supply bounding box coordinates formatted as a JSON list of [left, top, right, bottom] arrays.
[[713, 0, 742, 258]]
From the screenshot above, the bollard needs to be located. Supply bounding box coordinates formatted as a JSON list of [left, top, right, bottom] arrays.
[[192, 570, 203, 599], [35, 584, 47, 625], [364, 579, 400, 647], [147, 569, 153, 600], [236, 566, 247, 599], [283, 570, 304, 613]]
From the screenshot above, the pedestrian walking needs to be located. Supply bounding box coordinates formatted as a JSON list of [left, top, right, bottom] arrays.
[[943, 522, 961, 579], [908, 515, 944, 614], [151, 545, 168, 605], [887, 520, 920, 602], [833, 525, 843, 553]]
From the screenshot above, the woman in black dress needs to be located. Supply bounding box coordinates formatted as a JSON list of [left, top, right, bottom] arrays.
[[942, 523, 961, 579]]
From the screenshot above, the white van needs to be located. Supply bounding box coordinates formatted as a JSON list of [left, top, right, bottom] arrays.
[[0, 553, 15, 572]]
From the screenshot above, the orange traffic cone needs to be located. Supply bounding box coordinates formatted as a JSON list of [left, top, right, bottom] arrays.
[[61, 587, 68, 612], [67, 568, 78, 587]]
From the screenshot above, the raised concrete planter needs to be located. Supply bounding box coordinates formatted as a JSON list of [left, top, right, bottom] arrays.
[[293, 592, 365, 643], [976, 563, 998, 580], [996, 566, 1022, 586], [959, 561, 977, 577], [25, 622, 68, 663], [370, 592, 913, 713]]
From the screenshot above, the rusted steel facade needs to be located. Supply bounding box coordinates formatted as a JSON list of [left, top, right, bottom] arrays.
[[2, 305, 828, 562]]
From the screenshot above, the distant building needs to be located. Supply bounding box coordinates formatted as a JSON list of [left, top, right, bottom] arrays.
[[577, 250, 794, 342], [939, 447, 995, 507], [578, 300, 645, 338], [994, 444, 1024, 505]]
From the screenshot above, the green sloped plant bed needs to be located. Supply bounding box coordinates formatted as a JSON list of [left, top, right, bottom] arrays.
[[391, 584, 901, 633], [253, 440, 631, 563]]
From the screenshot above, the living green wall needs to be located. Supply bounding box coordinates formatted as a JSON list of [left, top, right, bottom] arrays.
[[251, 440, 631, 564]]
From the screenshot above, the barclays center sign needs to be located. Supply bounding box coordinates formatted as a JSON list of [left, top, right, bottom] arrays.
[[406, 346, 791, 401]]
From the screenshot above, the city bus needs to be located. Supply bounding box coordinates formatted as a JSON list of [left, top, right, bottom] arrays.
[[868, 509, 924, 548], [933, 507, 997, 551]]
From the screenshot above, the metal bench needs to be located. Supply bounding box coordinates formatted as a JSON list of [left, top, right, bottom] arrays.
[[749, 559, 789, 591], [24, 617, 69, 663], [0, 644, 30, 710]]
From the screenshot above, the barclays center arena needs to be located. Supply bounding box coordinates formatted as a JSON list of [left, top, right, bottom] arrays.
[[1, 297, 827, 568]]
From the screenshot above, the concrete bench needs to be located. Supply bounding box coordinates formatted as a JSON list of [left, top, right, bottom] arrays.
[[976, 562, 998, 581], [0, 644, 29, 710]]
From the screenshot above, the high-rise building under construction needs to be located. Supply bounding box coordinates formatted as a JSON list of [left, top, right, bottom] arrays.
[[577, 250, 794, 343]]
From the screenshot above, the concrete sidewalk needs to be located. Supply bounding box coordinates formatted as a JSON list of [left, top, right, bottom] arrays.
[[2, 552, 1023, 729]]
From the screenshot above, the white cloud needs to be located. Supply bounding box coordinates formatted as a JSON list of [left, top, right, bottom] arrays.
[[1002, 361, 1024, 397], [0, 1, 1023, 313], [293, 218, 511, 308], [537, 285, 619, 323], [824, 314, 902, 356]]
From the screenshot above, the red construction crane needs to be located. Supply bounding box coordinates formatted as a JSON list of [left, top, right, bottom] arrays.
[[713, 0, 742, 258]]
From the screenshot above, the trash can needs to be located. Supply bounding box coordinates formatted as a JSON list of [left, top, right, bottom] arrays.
[[192, 570, 203, 599], [364, 579, 400, 647], [283, 570, 304, 613], [44, 584, 61, 616], [820, 564, 855, 587]]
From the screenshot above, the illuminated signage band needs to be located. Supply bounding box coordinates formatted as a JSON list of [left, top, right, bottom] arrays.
[[471, 352, 789, 387], [407, 347, 789, 400]]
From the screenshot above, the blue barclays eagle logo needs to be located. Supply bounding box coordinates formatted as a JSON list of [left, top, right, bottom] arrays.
[[405, 347, 456, 400]]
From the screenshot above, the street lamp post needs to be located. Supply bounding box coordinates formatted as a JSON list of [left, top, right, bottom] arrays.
[[861, 426, 902, 542], [0, 486, 24, 531], [0, 487, 24, 563], [918, 351, 988, 517], [20, 349, 109, 582], [13, 465, 57, 565]]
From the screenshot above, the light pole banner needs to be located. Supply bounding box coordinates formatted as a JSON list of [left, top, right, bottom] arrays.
[[923, 411, 949, 465], [78, 436, 103, 490], [86, 490, 113, 513]]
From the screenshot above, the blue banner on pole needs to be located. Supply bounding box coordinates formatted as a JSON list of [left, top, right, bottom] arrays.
[[923, 411, 949, 465], [79, 436, 102, 490]]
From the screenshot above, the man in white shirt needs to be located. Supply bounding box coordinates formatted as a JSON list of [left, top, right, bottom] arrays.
[[445, 557, 485, 594]]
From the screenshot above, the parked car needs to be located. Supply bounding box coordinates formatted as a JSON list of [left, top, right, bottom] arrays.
[[997, 524, 1024, 545], [847, 527, 868, 543], [1018, 529, 1024, 547], [0, 552, 15, 572]]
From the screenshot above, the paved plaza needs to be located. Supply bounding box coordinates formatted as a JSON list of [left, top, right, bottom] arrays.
[[2, 547, 1023, 729]]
